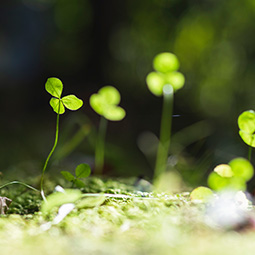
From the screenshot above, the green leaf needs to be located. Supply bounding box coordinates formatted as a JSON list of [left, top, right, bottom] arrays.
[[98, 86, 121, 105], [50, 98, 65, 114], [41, 189, 82, 214], [213, 164, 233, 178], [75, 163, 91, 178], [190, 186, 214, 203], [76, 195, 106, 209], [45, 77, 63, 98], [238, 110, 255, 147], [90, 93, 104, 115], [228, 158, 254, 181], [208, 172, 246, 191], [61, 171, 75, 182], [238, 110, 255, 133], [164, 72, 185, 91], [239, 130, 255, 147], [153, 52, 180, 73], [62, 95, 83, 111], [74, 179, 85, 188], [90, 86, 126, 121], [146, 72, 165, 96], [104, 105, 126, 121]]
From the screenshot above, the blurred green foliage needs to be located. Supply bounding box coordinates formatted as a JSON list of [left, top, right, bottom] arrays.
[[1, 0, 255, 187]]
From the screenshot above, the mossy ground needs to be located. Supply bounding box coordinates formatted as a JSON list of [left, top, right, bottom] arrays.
[[0, 177, 255, 255]]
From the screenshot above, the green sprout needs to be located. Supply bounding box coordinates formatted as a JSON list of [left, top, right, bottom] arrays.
[[61, 163, 91, 188], [208, 158, 254, 191], [41, 77, 83, 201], [238, 110, 255, 161], [146, 52, 185, 182], [90, 86, 126, 175], [190, 186, 214, 203]]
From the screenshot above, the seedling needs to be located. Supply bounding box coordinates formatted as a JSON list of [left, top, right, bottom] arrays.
[[238, 110, 255, 161], [41, 77, 83, 201], [190, 158, 254, 202], [208, 158, 254, 191], [61, 163, 91, 188], [146, 52, 185, 182], [90, 86, 126, 175]]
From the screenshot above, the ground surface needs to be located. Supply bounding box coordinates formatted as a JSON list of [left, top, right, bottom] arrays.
[[0, 177, 255, 255]]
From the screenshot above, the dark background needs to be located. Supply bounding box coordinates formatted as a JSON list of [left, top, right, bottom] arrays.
[[1, 0, 255, 189]]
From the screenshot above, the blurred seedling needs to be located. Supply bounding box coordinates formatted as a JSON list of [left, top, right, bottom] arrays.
[[208, 158, 254, 192], [61, 163, 91, 188], [146, 52, 185, 183], [41, 77, 83, 201], [238, 110, 255, 161], [90, 86, 126, 175], [190, 158, 254, 202]]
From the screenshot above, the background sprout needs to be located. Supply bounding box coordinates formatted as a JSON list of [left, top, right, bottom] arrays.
[[90, 86, 126, 175], [208, 158, 254, 191], [190, 186, 214, 203], [61, 163, 91, 188], [41, 77, 83, 201], [146, 52, 185, 183], [238, 110, 255, 161]]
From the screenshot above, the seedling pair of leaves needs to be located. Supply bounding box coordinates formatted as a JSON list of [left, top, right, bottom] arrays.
[[190, 158, 254, 202], [89, 86, 126, 174], [90, 86, 126, 121], [146, 52, 185, 182], [61, 163, 91, 188]]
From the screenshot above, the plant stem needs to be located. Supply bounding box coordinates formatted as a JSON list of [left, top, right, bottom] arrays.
[[248, 146, 252, 162], [0, 181, 39, 192], [154, 85, 174, 183], [40, 109, 60, 201], [95, 116, 108, 175]]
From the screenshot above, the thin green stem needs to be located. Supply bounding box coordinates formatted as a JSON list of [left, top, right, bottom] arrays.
[[95, 116, 108, 175], [154, 85, 174, 183], [0, 181, 39, 192], [40, 106, 60, 201], [248, 146, 252, 162]]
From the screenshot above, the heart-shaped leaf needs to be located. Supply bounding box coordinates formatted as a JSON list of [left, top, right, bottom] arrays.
[[153, 52, 180, 73], [214, 164, 233, 178], [164, 72, 185, 91], [50, 98, 65, 114], [146, 72, 165, 96], [45, 77, 63, 98], [104, 105, 126, 121], [75, 163, 91, 178], [238, 110, 255, 147], [74, 179, 85, 188], [190, 186, 214, 203], [61, 171, 75, 182], [90, 94, 104, 115], [98, 86, 121, 105], [62, 95, 83, 111], [228, 158, 254, 181]]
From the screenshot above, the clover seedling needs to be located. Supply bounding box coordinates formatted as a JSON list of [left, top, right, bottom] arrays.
[[238, 110, 255, 161], [90, 86, 126, 174], [41, 77, 83, 201], [61, 163, 91, 188], [208, 158, 254, 191], [146, 52, 185, 182]]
